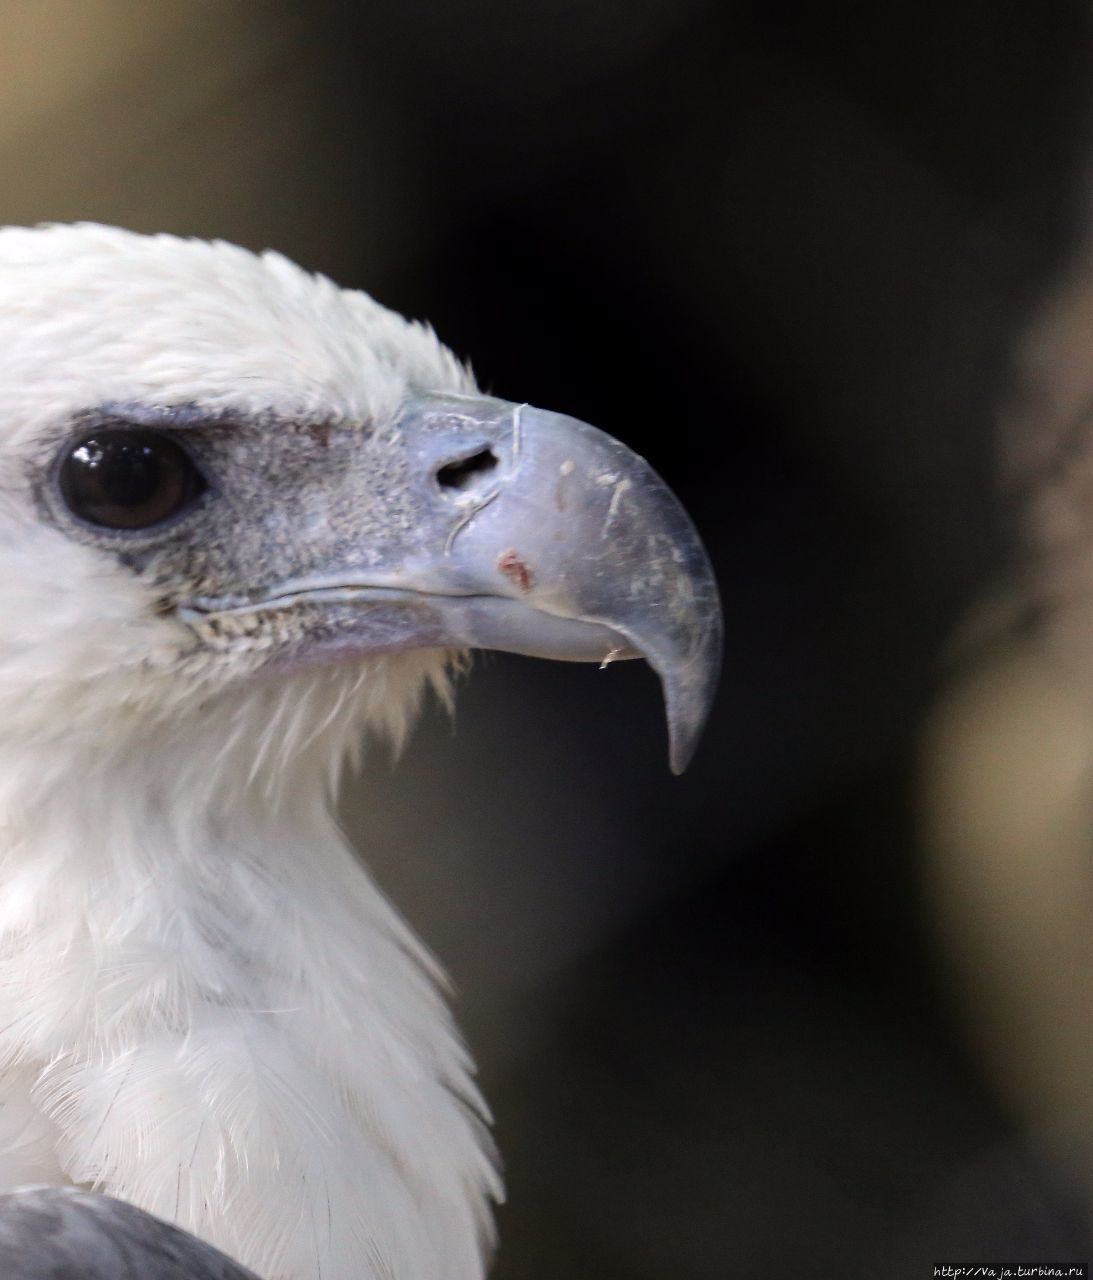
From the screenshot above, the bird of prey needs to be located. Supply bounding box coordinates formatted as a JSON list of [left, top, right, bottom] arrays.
[[0, 223, 719, 1279]]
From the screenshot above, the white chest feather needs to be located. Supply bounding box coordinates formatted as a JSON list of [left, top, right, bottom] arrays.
[[0, 748, 497, 1280]]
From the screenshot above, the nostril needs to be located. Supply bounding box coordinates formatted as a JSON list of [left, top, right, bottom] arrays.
[[436, 448, 498, 491]]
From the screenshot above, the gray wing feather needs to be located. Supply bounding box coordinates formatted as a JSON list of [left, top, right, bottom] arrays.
[[0, 1187, 262, 1279]]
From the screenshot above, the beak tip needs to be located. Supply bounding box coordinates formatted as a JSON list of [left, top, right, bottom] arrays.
[[657, 631, 721, 776], [665, 700, 713, 775]]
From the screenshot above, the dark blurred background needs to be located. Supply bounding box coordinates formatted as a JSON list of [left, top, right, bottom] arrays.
[[8, 3, 1093, 1274]]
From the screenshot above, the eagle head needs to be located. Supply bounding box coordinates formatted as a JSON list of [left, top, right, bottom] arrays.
[[0, 222, 719, 801]]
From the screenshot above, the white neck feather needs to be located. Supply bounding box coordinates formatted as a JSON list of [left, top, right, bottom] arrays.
[[0, 668, 497, 1280]]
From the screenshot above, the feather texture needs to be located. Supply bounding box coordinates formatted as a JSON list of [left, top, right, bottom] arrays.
[[0, 224, 499, 1279], [0, 662, 499, 1280]]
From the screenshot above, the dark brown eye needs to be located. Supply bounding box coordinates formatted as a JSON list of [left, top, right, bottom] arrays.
[[58, 429, 207, 531]]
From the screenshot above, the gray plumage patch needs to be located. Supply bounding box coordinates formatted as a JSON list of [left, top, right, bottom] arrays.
[[0, 1187, 261, 1279]]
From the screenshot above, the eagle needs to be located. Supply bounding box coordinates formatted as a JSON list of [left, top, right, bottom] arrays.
[[0, 223, 719, 1279]]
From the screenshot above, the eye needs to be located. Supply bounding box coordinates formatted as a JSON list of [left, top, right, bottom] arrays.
[[58, 429, 207, 531]]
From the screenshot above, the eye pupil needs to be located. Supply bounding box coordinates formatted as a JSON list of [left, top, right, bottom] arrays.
[[58, 429, 206, 531]]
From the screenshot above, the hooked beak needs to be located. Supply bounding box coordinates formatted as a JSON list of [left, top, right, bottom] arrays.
[[185, 394, 722, 773]]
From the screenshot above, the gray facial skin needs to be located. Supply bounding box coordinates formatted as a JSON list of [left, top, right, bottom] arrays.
[[45, 394, 721, 771]]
